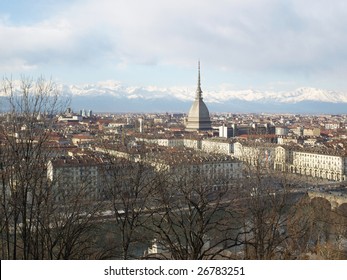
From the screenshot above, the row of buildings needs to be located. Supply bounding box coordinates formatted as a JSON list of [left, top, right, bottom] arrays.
[[45, 132, 347, 205], [47, 144, 243, 202]]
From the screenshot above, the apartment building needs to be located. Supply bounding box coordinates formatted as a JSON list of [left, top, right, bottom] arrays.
[[201, 138, 233, 155], [144, 146, 243, 184], [47, 155, 109, 201], [233, 141, 276, 168], [274, 145, 347, 181], [136, 134, 235, 156]]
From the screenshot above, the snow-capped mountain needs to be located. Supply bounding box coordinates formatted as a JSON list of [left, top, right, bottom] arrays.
[[61, 81, 347, 104], [58, 81, 347, 113], [206, 87, 347, 104], [3, 80, 347, 113]]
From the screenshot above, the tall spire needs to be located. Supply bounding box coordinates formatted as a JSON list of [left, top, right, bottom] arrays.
[[196, 61, 202, 99], [186, 61, 212, 131]]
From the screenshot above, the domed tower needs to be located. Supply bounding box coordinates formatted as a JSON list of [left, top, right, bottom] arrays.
[[185, 62, 212, 131]]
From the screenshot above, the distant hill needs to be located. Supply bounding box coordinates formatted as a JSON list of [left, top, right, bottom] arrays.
[[5, 80, 347, 114]]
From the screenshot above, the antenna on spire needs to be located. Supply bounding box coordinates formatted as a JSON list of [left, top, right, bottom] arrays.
[[196, 60, 202, 99], [198, 60, 201, 85]]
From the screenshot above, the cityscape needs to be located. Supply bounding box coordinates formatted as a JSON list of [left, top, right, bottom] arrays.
[[1, 64, 347, 260], [1, 0, 347, 262]]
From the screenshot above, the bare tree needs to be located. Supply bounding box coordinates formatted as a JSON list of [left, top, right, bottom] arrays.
[[145, 164, 244, 260], [298, 197, 347, 259], [0, 76, 106, 259], [238, 180, 308, 259], [37, 169, 105, 259], [234, 140, 314, 259], [100, 152, 156, 259]]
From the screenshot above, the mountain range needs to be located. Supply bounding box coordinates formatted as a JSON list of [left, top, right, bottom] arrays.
[[60, 81, 347, 114]]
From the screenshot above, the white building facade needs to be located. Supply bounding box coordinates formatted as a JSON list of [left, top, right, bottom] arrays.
[[274, 145, 347, 181]]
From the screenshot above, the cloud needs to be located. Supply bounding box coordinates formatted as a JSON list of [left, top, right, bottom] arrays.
[[0, 19, 72, 69], [1, 0, 347, 89]]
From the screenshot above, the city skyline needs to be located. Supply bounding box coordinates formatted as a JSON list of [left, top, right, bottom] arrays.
[[2, 0, 347, 98], [2, 30, 347, 262]]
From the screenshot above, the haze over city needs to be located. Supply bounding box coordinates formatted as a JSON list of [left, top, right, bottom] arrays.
[[2, 0, 347, 113]]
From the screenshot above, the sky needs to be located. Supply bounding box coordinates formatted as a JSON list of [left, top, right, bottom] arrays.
[[2, 0, 347, 93]]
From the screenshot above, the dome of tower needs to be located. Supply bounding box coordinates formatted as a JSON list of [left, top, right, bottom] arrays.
[[185, 62, 212, 131]]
